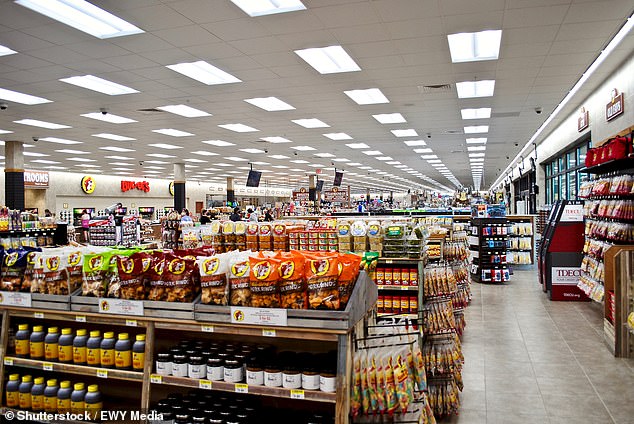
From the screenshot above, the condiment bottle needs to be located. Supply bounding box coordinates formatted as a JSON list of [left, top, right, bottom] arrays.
[[132, 334, 146, 371], [43, 379, 59, 412], [44, 327, 59, 361], [246, 357, 264, 386], [172, 354, 188, 377], [5, 374, 20, 408], [87, 330, 102, 366], [58, 328, 74, 363], [73, 329, 88, 365], [100, 332, 115, 368], [56, 380, 72, 413], [30, 325, 45, 360], [188, 355, 206, 379], [70, 382, 86, 414], [156, 353, 173, 376], [114, 333, 132, 370], [84, 385, 102, 420], [15, 324, 30, 358], [31, 377, 46, 412], [223, 358, 244, 383], [207, 354, 224, 381], [264, 358, 282, 388], [18, 375, 33, 410]]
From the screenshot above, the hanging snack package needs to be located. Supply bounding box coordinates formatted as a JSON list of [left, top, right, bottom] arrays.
[[29, 252, 47, 294], [65, 248, 84, 293], [222, 221, 236, 251], [209, 221, 224, 253], [259, 223, 273, 251], [0, 247, 30, 291], [228, 251, 251, 306], [246, 223, 259, 251], [276, 251, 307, 309], [272, 223, 288, 251], [234, 222, 247, 251], [22, 249, 43, 292], [198, 253, 229, 305], [117, 252, 152, 300], [384, 355, 398, 415], [304, 252, 341, 310], [200, 224, 213, 248], [148, 253, 197, 302], [351, 356, 362, 418], [106, 250, 134, 298], [81, 251, 113, 297], [42, 252, 70, 295], [338, 253, 362, 308], [181, 227, 200, 250], [249, 253, 281, 308]]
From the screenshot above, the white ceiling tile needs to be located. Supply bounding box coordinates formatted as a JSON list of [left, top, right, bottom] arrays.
[[556, 20, 622, 41], [564, 0, 634, 23], [154, 25, 222, 47], [440, 0, 506, 16], [203, 19, 270, 42], [443, 11, 504, 33], [121, 5, 193, 31], [168, 0, 243, 23], [372, 0, 441, 21], [504, 5, 570, 28]]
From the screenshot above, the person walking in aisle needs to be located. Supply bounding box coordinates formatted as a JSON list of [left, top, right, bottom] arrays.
[[80, 209, 91, 243], [199, 210, 211, 225], [264, 209, 274, 222], [247, 208, 259, 222], [229, 207, 242, 222]]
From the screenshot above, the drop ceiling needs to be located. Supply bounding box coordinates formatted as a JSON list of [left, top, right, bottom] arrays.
[[0, 0, 633, 193]]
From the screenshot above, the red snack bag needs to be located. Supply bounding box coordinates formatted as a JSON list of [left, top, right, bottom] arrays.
[[148, 253, 196, 302], [117, 252, 151, 300], [276, 251, 307, 309], [249, 253, 281, 308]]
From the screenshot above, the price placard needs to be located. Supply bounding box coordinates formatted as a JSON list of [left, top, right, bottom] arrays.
[[199, 379, 212, 390], [401, 286, 410, 291], [385, 259, 393, 264], [4, 357, 14, 366], [97, 298, 144, 316], [235, 383, 248, 394], [75, 315, 86, 323], [43, 362, 54, 371], [201, 325, 214, 333], [150, 374, 162, 384], [0, 292, 32, 307], [96, 369, 108, 379], [262, 329, 276, 337], [34, 312, 44, 319], [290, 389, 305, 399], [126, 320, 138, 327], [230, 307, 287, 327]]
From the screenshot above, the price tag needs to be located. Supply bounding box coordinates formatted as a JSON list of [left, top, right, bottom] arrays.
[[96, 369, 108, 379], [235, 383, 248, 394], [385, 259, 393, 264], [0, 292, 32, 307], [34, 312, 44, 319], [43, 362, 54, 371], [150, 374, 162, 384], [230, 306, 287, 327], [125, 319, 138, 327], [198, 379, 212, 390], [75, 315, 86, 323], [262, 329, 276, 337], [4, 357, 14, 366], [201, 325, 214, 333], [401, 286, 410, 291], [98, 298, 144, 317], [290, 389, 305, 399]]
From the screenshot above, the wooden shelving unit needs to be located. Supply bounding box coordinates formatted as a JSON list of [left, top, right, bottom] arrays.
[[507, 215, 535, 265]]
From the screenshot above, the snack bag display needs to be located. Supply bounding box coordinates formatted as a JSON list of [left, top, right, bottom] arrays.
[[65, 248, 84, 293], [148, 253, 197, 302], [338, 253, 362, 308], [198, 253, 229, 305], [21, 249, 43, 292], [259, 224, 273, 251], [228, 252, 251, 306], [117, 252, 151, 300], [0, 247, 31, 291], [249, 253, 281, 308], [234, 222, 247, 250], [276, 251, 307, 309], [246, 223, 259, 251], [304, 252, 341, 310], [82, 251, 112, 297], [41, 252, 69, 295]]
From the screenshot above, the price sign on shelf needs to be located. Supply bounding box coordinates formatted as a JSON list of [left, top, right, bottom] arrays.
[[4, 358, 13, 366], [43, 362, 54, 371], [262, 329, 276, 337], [199, 380, 212, 390], [125, 319, 138, 327], [75, 315, 86, 323], [230, 306, 287, 327], [201, 325, 214, 333], [0, 292, 32, 307], [34, 312, 44, 319], [290, 389, 305, 399], [235, 383, 248, 394], [97, 298, 144, 317], [150, 374, 162, 384], [96, 369, 108, 379]]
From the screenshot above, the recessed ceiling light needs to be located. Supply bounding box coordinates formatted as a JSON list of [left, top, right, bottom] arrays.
[[240, 148, 266, 154], [144, 160, 168, 164], [76, 164, 100, 168], [148, 143, 182, 149], [290, 159, 309, 164], [344, 88, 389, 105], [92, 133, 135, 141], [413, 148, 433, 154], [67, 157, 96, 162], [309, 164, 324, 168], [421, 155, 438, 159], [456, 80, 495, 99], [372, 113, 406, 124], [0, 44, 17, 56], [271, 165, 289, 169], [0, 129, 13, 135], [314, 153, 335, 158], [152, 128, 194, 137], [226, 157, 249, 162], [447, 30, 502, 63], [60, 75, 138, 95], [269, 154, 289, 160], [291, 145, 316, 151], [295, 45, 361, 74], [461, 108, 491, 120], [144, 170, 163, 174], [81, 112, 137, 123], [467, 146, 487, 151], [202, 140, 235, 147], [347, 162, 363, 166], [363, 150, 382, 156], [260, 136, 292, 144], [147, 153, 176, 158], [251, 161, 269, 166], [292, 118, 329, 128], [391, 129, 418, 137], [323, 133, 352, 140], [14, 119, 70, 129], [109, 162, 132, 166], [218, 123, 259, 133], [376, 156, 393, 161], [470, 158, 485, 162], [39, 137, 82, 145], [184, 158, 207, 163], [111, 167, 133, 171], [56, 149, 89, 154], [15, 0, 144, 39], [100, 146, 135, 152], [156, 104, 211, 118], [464, 125, 489, 134], [167, 60, 241, 85], [427, 159, 442, 163], [466, 138, 488, 144], [0, 88, 51, 105], [403, 140, 426, 147], [30, 159, 60, 164], [469, 153, 486, 158], [244, 97, 295, 111], [358, 166, 372, 170], [105, 155, 132, 160], [346, 143, 370, 149], [332, 158, 350, 162], [230, 0, 306, 17], [386, 161, 400, 165]]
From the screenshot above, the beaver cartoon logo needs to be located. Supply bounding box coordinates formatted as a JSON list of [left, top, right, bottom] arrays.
[[121, 257, 135, 274], [100, 300, 109, 311], [154, 260, 165, 275], [233, 309, 244, 322], [88, 255, 103, 271], [46, 256, 60, 271], [141, 257, 152, 273], [338, 262, 344, 277], [68, 251, 81, 267], [168, 259, 185, 275], [27, 252, 37, 265], [310, 259, 329, 276], [81, 176, 96, 194], [5, 252, 19, 267], [280, 260, 294, 280], [253, 261, 272, 280], [231, 261, 249, 278], [202, 258, 219, 275]]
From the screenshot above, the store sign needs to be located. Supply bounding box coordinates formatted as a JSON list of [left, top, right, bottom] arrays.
[[323, 187, 349, 203], [23, 170, 49, 188], [606, 88, 624, 121], [577, 107, 589, 132], [121, 180, 150, 193], [80, 176, 96, 194], [293, 187, 309, 201], [169, 182, 174, 196], [230, 306, 287, 327], [560, 204, 584, 222], [551, 267, 582, 285]]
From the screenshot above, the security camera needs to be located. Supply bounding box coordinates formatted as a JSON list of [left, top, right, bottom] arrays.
[[32, 137, 39, 142], [264, 149, 268, 154], [427, 133, 431, 139], [0, 103, 7, 110], [293, 152, 298, 156], [514, 142, 519, 147], [535, 107, 542, 114], [100, 107, 108, 115], [139, 161, 144, 166]]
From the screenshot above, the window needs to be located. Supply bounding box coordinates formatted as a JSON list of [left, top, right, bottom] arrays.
[[544, 136, 591, 204]]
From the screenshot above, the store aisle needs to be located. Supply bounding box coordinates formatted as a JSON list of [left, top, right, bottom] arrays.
[[451, 268, 634, 424]]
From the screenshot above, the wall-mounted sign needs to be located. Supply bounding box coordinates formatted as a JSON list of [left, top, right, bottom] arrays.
[[323, 188, 349, 203], [169, 181, 174, 196], [121, 180, 150, 193], [577, 107, 589, 132], [292, 188, 309, 202], [606, 88, 624, 122], [80, 176, 96, 194], [24, 170, 49, 188]]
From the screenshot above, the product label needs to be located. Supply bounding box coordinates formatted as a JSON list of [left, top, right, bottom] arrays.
[[15, 339, 29, 356], [301, 374, 320, 390], [100, 348, 114, 367], [224, 367, 244, 383], [172, 363, 188, 377], [133, 352, 144, 370], [283, 373, 302, 389], [73, 346, 87, 364], [44, 396, 56, 412], [156, 361, 172, 376], [265, 371, 282, 387], [45, 343, 58, 360], [115, 350, 131, 368], [71, 400, 85, 414], [189, 364, 206, 379], [290, 389, 305, 399], [32, 394, 44, 411], [87, 348, 100, 365], [19, 392, 32, 409], [6, 391, 18, 407], [208, 365, 223, 381], [246, 370, 264, 386], [31, 341, 44, 358], [58, 345, 72, 362], [320, 376, 336, 393], [57, 398, 71, 413], [85, 402, 103, 420]]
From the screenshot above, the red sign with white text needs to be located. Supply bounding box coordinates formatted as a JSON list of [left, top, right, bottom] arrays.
[[121, 180, 150, 193]]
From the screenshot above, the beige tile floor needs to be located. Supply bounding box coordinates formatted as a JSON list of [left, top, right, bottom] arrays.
[[445, 267, 634, 424]]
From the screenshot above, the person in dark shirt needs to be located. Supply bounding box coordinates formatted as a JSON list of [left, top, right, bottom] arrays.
[[229, 207, 242, 222], [199, 210, 211, 225], [264, 209, 274, 222]]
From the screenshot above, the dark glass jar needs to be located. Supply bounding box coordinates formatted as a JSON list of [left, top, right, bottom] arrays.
[[207, 355, 224, 381], [188, 355, 206, 379], [223, 358, 244, 383], [156, 352, 173, 376], [264, 357, 282, 388], [246, 357, 264, 386], [172, 354, 189, 377]]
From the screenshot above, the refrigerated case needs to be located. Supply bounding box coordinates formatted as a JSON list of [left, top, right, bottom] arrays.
[[138, 207, 155, 220]]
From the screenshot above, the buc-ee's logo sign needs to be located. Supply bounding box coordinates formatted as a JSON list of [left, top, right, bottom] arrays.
[[121, 180, 150, 193]]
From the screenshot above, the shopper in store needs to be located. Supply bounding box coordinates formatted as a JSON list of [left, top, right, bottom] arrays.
[[44, 209, 52, 217], [181, 209, 193, 224], [229, 207, 242, 222], [247, 208, 258, 222], [199, 210, 211, 225], [264, 209, 274, 222], [80, 209, 91, 242]]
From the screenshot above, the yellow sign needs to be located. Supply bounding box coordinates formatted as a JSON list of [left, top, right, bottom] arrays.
[[169, 181, 174, 196], [81, 176, 96, 194]]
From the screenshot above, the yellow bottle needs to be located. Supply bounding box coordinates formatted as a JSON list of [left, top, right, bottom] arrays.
[[43, 379, 59, 413], [18, 375, 33, 410], [44, 327, 59, 361], [84, 384, 102, 420], [5, 374, 20, 408], [31, 377, 45, 412], [56, 380, 72, 413]]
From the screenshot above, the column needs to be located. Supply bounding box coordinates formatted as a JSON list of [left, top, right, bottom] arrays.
[[366, 188, 371, 204], [5, 141, 25, 210], [226, 177, 235, 206], [308, 175, 317, 214], [173, 163, 185, 212]]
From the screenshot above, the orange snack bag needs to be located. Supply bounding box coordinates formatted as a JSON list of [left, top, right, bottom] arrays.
[[338, 253, 362, 308], [249, 253, 281, 308], [303, 252, 341, 310], [276, 251, 307, 309]]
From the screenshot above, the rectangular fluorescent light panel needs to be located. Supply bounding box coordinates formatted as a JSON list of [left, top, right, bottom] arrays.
[[292, 118, 329, 128], [39, 137, 81, 145], [184, 158, 207, 163], [152, 128, 194, 137], [332, 158, 350, 162], [261, 136, 292, 144], [15, 0, 144, 39], [60, 75, 138, 95], [23, 152, 48, 157], [218, 123, 259, 133], [66, 157, 95, 162], [202, 140, 235, 147], [376, 156, 393, 161], [167, 60, 241, 85], [373, 113, 406, 124], [157, 104, 211, 118], [239, 148, 266, 154], [30, 159, 59, 164], [290, 159, 309, 164], [344, 88, 389, 105], [55, 149, 89, 154], [92, 133, 135, 141], [467, 146, 487, 151], [469, 153, 486, 157], [461, 108, 491, 120], [14, 119, 70, 129], [291, 145, 316, 151], [244, 97, 295, 111], [363, 150, 382, 156], [191, 151, 219, 156], [295, 45, 361, 74], [105, 155, 132, 160], [464, 125, 489, 134], [100, 146, 135, 152], [231, 0, 306, 17], [421, 155, 438, 159], [466, 138, 488, 144], [414, 148, 433, 154], [148, 143, 182, 150], [0, 88, 51, 105], [456, 80, 495, 99], [81, 112, 136, 123], [146, 153, 175, 158], [391, 129, 418, 137], [323, 133, 352, 140], [448, 30, 502, 63], [404, 140, 426, 147], [314, 153, 335, 158], [0, 45, 17, 56], [269, 155, 289, 160]]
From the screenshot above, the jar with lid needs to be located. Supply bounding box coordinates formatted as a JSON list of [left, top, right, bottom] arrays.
[[223, 357, 244, 383], [264, 357, 282, 388], [174, 413, 191, 424], [172, 354, 188, 377], [320, 364, 337, 393], [246, 356, 264, 386], [301, 357, 320, 391], [156, 353, 173, 376], [206, 354, 224, 381], [207, 416, 223, 424], [282, 364, 302, 389], [188, 355, 206, 379]]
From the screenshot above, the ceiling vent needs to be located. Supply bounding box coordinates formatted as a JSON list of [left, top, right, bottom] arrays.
[[491, 111, 521, 118], [417, 84, 452, 94], [137, 108, 165, 114]]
